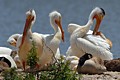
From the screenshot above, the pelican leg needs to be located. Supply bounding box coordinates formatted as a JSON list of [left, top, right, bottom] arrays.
[[93, 31, 104, 39], [95, 31, 105, 39], [22, 61, 26, 70], [95, 31, 104, 38], [35, 63, 41, 70], [95, 31, 101, 35]]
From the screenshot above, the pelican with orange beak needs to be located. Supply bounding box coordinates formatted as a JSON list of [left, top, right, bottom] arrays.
[[7, 34, 22, 48], [18, 10, 64, 70], [66, 7, 113, 60], [18, 9, 43, 70], [39, 11, 64, 68]]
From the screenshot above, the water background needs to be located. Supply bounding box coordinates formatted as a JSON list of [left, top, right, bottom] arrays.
[[0, 0, 120, 58]]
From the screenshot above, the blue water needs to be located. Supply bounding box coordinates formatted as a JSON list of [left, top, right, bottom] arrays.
[[0, 0, 120, 58]]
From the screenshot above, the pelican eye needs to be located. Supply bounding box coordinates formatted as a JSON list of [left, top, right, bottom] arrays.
[[30, 36, 33, 40]]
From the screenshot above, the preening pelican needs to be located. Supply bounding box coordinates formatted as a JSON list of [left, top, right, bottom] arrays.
[[7, 34, 22, 47], [38, 11, 64, 68], [67, 7, 113, 60], [7, 34, 23, 68], [18, 9, 43, 70], [7, 33, 22, 58], [68, 26, 112, 49]]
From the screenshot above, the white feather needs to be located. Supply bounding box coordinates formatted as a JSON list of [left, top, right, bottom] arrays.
[[66, 7, 113, 60], [0, 54, 17, 68]]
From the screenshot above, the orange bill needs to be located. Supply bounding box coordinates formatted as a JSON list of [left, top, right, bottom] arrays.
[[55, 19, 64, 42]]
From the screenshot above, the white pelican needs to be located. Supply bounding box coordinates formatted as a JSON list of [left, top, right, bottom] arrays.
[[0, 47, 17, 58], [38, 11, 64, 69], [7, 11, 64, 69], [7, 34, 22, 58], [0, 47, 13, 55], [68, 26, 112, 49], [18, 9, 43, 70], [18, 10, 64, 70], [0, 54, 17, 68], [66, 7, 113, 60], [77, 53, 106, 74], [7, 34, 23, 68], [66, 56, 79, 70], [7, 34, 22, 48]]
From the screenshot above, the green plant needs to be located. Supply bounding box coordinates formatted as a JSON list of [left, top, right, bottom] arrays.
[[24, 73, 36, 80], [27, 41, 39, 69], [39, 56, 80, 80], [2, 68, 37, 80], [2, 68, 22, 80]]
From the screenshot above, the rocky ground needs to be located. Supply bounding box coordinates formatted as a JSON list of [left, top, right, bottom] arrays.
[[81, 72, 120, 80], [0, 71, 119, 80], [0, 57, 119, 80]]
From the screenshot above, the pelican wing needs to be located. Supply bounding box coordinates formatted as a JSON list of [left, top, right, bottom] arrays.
[[84, 34, 110, 50], [68, 23, 93, 35], [76, 37, 113, 60], [68, 23, 81, 34], [34, 32, 61, 68], [66, 46, 72, 56], [0, 47, 12, 55]]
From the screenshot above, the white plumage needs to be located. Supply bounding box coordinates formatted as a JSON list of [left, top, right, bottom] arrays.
[[0, 47, 13, 55], [66, 7, 113, 60], [66, 56, 79, 70], [38, 11, 64, 68], [14, 10, 64, 70], [7, 34, 22, 48], [0, 54, 17, 68], [18, 9, 43, 70]]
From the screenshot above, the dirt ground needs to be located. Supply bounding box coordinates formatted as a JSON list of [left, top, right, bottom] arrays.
[[0, 70, 119, 80], [81, 71, 120, 80]]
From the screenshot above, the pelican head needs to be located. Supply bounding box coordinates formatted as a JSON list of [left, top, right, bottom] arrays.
[[26, 9, 36, 25], [7, 38, 17, 47], [89, 7, 105, 35], [20, 9, 36, 48], [7, 34, 21, 47], [89, 7, 105, 20], [49, 11, 64, 42]]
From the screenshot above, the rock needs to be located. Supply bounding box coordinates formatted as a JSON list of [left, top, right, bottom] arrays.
[[104, 58, 120, 71]]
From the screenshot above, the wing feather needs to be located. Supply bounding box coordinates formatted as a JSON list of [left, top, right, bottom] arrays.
[[76, 38, 113, 60]]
